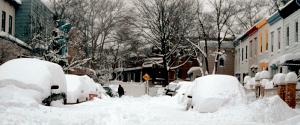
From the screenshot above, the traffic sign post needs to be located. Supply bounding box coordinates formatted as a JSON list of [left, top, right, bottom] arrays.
[[143, 73, 151, 95]]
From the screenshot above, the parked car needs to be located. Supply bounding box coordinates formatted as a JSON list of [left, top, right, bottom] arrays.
[[0, 58, 67, 106], [103, 86, 118, 97], [65, 74, 89, 104], [165, 82, 181, 96]]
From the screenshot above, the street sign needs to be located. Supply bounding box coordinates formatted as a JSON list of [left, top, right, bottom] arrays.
[[143, 73, 151, 81]]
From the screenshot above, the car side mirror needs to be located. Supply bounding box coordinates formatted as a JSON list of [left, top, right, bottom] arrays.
[[51, 85, 59, 89]]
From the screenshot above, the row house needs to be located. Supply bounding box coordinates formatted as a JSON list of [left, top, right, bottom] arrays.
[[234, 0, 300, 82], [0, 0, 31, 64], [0, 0, 54, 64]]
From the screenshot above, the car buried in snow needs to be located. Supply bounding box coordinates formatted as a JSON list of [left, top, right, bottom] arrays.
[[0, 58, 67, 106]]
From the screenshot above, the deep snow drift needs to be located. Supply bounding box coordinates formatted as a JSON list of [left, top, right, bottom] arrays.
[[0, 95, 299, 125], [191, 75, 246, 112]]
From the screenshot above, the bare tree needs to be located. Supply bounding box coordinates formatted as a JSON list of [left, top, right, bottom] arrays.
[[50, 0, 125, 68], [206, 0, 237, 73], [135, 0, 196, 85]]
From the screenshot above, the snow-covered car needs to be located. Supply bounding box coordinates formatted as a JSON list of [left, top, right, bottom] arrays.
[[0, 58, 67, 106], [82, 75, 99, 100], [65, 74, 89, 103], [191, 75, 246, 113], [65, 75, 104, 103], [165, 81, 181, 96]]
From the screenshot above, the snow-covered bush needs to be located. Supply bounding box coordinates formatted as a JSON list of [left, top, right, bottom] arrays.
[[272, 73, 286, 85], [0, 58, 67, 105], [191, 75, 246, 113], [285, 72, 298, 84]]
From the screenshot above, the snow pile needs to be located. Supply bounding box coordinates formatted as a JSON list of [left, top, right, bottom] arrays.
[[191, 75, 246, 113], [213, 95, 298, 124], [249, 96, 298, 123], [0, 58, 67, 104], [0, 80, 41, 107], [244, 76, 255, 89], [261, 79, 274, 89], [285, 72, 298, 84], [260, 70, 271, 79], [273, 73, 286, 85], [243, 76, 251, 84], [255, 72, 261, 85]]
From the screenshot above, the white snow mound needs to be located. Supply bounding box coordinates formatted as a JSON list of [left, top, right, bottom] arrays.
[[285, 72, 298, 84], [273, 73, 286, 85], [261, 79, 274, 89], [249, 95, 298, 123], [260, 70, 271, 79], [243, 76, 251, 84], [191, 75, 246, 113], [255, 72, 261, 81]]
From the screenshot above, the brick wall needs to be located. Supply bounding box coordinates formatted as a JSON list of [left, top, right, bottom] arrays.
[[207, 47, 235, 75], [0, 38, 30, 64]]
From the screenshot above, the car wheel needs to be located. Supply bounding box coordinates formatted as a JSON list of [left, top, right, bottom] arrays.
[[86, 98, 88, 101], [76, 99, 79, 103]]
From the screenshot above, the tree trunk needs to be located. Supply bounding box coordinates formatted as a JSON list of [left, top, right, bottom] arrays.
[[204, 39, 209, 74]]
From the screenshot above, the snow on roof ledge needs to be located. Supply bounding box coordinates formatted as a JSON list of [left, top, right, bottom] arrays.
[[13, 0, 22, 4], [0, 31, 31, 50], [187, 67, 201, 74]]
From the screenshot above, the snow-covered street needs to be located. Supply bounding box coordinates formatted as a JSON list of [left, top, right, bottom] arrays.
[[1, 95, 300, 125]]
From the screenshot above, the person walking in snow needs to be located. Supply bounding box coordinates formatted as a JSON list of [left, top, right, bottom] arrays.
[[118, 85, 125, 97]]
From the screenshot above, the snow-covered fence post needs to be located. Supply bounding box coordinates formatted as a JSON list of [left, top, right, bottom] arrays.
[[273, 73, 286, 101], [285, 72, 297, 108], [254, 72, 261, 98], [260, 70, 273, 97]]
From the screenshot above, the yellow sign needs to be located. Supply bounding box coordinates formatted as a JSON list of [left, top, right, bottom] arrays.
[[143, 73, 151, 81]]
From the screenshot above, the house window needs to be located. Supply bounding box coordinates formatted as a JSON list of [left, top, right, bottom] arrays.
[[259, 32, 263, 52], [296, 21, 298, 42], [238, 48, 240, 63], [271, 31, 274, 52], [286, 26, 289, 46], [246, 45, 248, 59], [265, 30, 268, 51], [249, 40, 252, 58], [242, 48, 244, 61], [254, 37, 257, 55], [219, 58, 225, 67], [1, 11, 6, 32], [8, 15, 12, 34], [278, 28, 281, 49]]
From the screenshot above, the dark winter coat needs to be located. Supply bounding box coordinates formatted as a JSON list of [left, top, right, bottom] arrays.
[[118, 85, 125, 97]]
